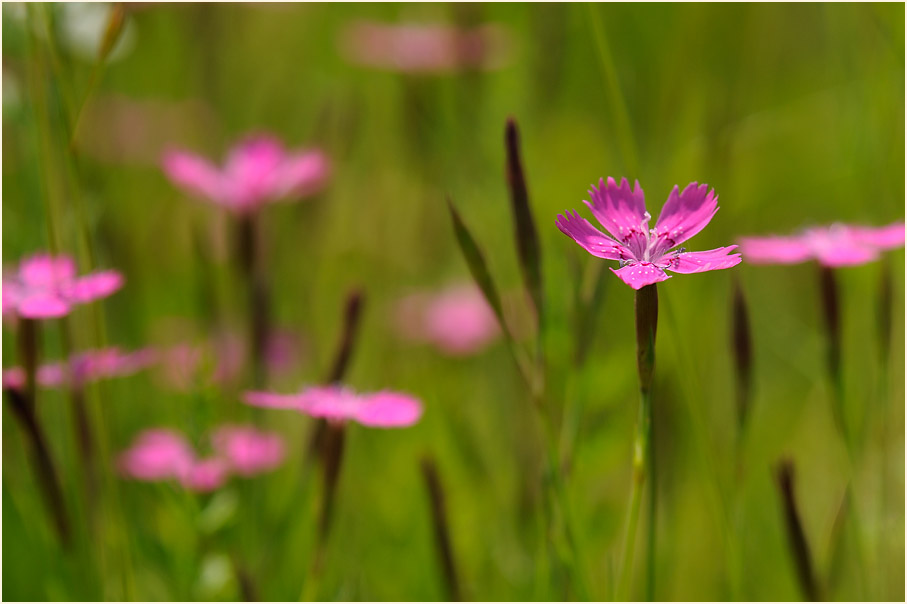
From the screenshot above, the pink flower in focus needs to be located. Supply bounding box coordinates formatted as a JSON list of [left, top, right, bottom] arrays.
[[738, 222, 905, 267], [2, 253, 123, 319], [340, 21, 512, 74], [162, 135, 330, 214], [396, 284, 499, 356], [212, 425, 285, 476], [556, 178, 742, 290], [244, 385, 422, 428], [119, 430, 195, 482]]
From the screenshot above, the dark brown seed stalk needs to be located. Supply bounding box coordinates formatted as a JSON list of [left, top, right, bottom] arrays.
[[5, 387, 71, 548], [774, 459, 821, 602], [504, 118, 543, 322], [421, 456, 463, 602], [305, 289, 366, 464], [731, 277, 753, 431], [236, 214, 270, 388]]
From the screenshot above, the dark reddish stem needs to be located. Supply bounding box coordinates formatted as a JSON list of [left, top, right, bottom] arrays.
[[421, 455, 463, 602], [5, 387, 71, 548], [237, 213, 269, 388], [775, 460, 821, 602]]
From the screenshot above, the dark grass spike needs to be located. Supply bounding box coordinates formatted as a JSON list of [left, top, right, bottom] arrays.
[[504, 118, 544, 324], [731, 277, 753, 433], [774, 459, 821, 602], [305, 289, 366, 466], [421, 455, 463, 602], [5, 387, 72, 549], [446, 197, 508, 332]]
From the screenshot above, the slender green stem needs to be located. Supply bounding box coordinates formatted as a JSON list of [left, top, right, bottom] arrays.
[[619, 284, 658, 601], [617, 386, 652, 601]]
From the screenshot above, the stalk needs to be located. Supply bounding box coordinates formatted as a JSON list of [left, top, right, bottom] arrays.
[[236, 214, 270, 388], [300, 423, 346, 601], [5, 387, 71, 548], [421, 456, 463, 602], [618, 284, 658, 601], [775, 460, 821, 601]]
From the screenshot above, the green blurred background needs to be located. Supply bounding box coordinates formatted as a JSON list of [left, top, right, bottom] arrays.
[[2, 2, 904, 601]]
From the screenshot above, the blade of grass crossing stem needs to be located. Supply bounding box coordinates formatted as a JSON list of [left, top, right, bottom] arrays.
[[446, 197, 534, 387]]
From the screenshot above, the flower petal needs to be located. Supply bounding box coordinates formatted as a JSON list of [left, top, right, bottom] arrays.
[[180, 458, 230, 492], [18, 254, 77, 288], [585, 177, 649, 254], [18, 294, 71, 319], [224, 136, 287, 208], [274, 150, 330, 199], [611, 263, 671, 290], [242, 390, 303, 409], [737, 235, 813, 265], [2, 280, 22, 315], [665, 246, 742, 274], [355, 391, 423, 428], [556, 210, 631, 260], [653, 182, 718, 249], [119, 429, 195, 482], [847, 222, 905, 251], [2, 367, 26, 391], [162, 150, 225, 204], [60, 270, 124, 303]]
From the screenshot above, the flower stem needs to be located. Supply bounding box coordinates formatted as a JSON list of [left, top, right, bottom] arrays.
[[618, 284, 658, 601], [421, 455, 463, 602], [237, 214, 269, 388], [5, 387, 71, 548], [301, 423, 346, 601], [775, 460, 821, 601]]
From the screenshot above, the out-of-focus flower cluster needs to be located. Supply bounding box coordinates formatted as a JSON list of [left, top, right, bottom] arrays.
[[119, 425, 286, 492]]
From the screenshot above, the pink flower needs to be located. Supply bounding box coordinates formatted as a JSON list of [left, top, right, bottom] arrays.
[[211, 425, 285, 476], [395, 284, 499, 356], [244, 385, 422, 428], [556, 178, 742, 290], [179, 458, 230, 493], [2, 347, 157, 391], [340, 21, 512, 74], [2, 253, 123, 319], [162, 135, 330, 214], [118, 429, 195, 482], [738, 222, 905, 267], [119, 424, 285, 492]]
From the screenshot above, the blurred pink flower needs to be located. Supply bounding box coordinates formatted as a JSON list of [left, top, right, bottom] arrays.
[[180, 458, 230, 493], [119, 424, 285, 492], [244, 385, 422, 428], [119, 429, 195, 482], [395, 284, 499, 356], [340, 21, 512, 74], [556, 178, 742, 290], [2, 347, 157, 391], [162, 135, 330, 214], [738, 222, 905, 267], [2, 253, 123, 319], [212, 425, 286, 476]]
